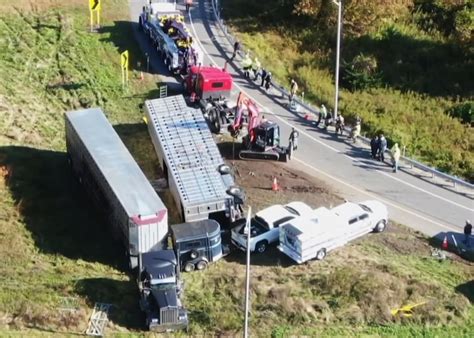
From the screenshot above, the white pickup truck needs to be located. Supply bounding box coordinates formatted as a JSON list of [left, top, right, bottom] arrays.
[[278, 200, 388, 264], [231, 202, 313, 253]]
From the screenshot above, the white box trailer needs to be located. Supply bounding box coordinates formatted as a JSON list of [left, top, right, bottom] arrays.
[[144, 95, 244, 223], [65, 108, 168, 269], [278, 201, 388, 264]]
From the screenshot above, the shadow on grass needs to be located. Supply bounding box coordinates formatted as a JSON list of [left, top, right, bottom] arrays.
[[99, 21, 145, 73], [456, 280, 474, 304], [75, 277, 143, 330], [0, 146, 125, 269], [429, 231, 474, 262], [225, 245, 294, 267]]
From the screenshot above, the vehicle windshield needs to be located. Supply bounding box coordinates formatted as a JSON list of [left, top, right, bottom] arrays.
[[284, 206, 300, 216], [151, 282, 175, 291], [358, 204, 373, 213]]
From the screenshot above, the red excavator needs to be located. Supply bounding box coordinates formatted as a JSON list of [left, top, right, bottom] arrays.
[[228, 93, 291, 162]]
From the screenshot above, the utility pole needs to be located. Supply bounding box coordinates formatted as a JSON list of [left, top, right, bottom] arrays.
[[332, 0, 342, 120], [243, 207, 252, 338]]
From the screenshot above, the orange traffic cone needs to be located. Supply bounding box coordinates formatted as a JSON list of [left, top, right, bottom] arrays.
[[442, 235, 448, 250], [272, 177, 279, 191]]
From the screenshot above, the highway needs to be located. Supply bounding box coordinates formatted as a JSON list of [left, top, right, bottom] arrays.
[[129, 0, 473, 238]]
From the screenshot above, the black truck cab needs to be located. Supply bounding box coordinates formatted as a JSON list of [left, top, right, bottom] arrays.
[[138, 250, 188, 332], [171, 220, 223, 272]]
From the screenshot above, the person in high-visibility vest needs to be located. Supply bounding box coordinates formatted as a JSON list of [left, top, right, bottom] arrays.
[[241, 53, 253, 78]]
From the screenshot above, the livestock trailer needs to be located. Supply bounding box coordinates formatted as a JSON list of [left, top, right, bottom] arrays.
[[65, 108, 168, 269], [144, 95, 245, 224]]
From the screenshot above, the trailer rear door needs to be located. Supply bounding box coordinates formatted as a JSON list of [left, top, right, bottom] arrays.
[[130, 211, 168, 254]]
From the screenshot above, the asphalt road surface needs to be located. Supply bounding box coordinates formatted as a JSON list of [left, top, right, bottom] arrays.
[[129, 0, 473, 238]]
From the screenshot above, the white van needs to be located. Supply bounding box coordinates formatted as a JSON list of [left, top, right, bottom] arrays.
[[278, 200, 388, 264]]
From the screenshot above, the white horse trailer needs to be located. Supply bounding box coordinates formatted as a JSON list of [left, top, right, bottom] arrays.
[[278, 201, 388, 264]]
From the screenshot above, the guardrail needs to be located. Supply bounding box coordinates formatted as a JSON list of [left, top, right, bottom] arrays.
[[209, 0, 474, 192]]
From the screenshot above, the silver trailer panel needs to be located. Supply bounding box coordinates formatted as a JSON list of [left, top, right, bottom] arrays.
[[65, 108, 168, 263], [144, 95, 235, 222]]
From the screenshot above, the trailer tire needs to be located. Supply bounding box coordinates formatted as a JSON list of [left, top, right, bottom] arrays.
[[316, 248, 326, 260], [255, 241, 268, 254], [196, 260, 208, 271], [208, 109, 221, 133], [373, 220, 387, 233], [184, 262, 195, 272]]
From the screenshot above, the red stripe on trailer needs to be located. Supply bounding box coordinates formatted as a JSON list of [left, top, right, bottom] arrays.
[[132, 210, 167, 225]]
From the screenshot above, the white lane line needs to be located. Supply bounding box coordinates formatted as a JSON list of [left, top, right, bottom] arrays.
[[188, 10, 473, 213], [293, 157, 460, 232]]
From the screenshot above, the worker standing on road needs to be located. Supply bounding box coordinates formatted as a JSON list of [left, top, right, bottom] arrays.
[[289, 127, 299, 151], [378, 134, 387, 162], [241, 53, 253, 78], [260, 68, 267, 87], [231, 41, 241, 61], [289, 79, 298, 103], [317, 104, 327, 128], [264, 72, 272, 91], [252, 57, 261, 81], [464, 220, 472, 247], [370, 136, 379, 159], [390, 143, 401, 173]]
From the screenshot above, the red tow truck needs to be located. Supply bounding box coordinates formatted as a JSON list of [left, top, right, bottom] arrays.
[[183, 66, 235, 133]]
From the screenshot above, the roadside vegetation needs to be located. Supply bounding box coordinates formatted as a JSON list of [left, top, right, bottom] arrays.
[[222, 0, 474, 181], [0, 0, 472, 336]]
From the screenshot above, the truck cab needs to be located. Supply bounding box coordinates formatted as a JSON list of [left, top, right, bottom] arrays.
[[231, 202, 313, 253], [171, 219, 223, 272], [184, 66, 233, 101], [138, 250, 188, 332]]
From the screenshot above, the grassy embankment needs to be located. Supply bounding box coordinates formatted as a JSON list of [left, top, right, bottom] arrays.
[[0, 0, 472, 336], [222, 0, 473, 181], [0, 0, 161, 333]]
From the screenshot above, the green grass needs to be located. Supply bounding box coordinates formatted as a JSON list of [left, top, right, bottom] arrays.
[[0, 0, 160, 333], [222, 0, 474, 181]]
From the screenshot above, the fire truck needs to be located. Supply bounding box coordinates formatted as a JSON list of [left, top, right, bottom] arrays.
[[138, 1, 203, 74]]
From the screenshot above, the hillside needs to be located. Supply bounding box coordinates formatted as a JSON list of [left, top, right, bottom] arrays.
[[222, 0, 474, 181]]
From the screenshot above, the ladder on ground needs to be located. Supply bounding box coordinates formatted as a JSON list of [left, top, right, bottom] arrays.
[[86, 303, 112, 336]]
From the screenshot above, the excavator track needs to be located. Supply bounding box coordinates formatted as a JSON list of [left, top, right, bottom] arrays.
[[239, 150, 287, 162]]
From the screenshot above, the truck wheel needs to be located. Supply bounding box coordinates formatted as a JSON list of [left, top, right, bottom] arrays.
[[374, 220, 387, 233], [184, 262, 195, 272], [316, 248, 326, 260], [255, 241, 268, 254], [196, 260, 208, 271], [208, 109, 221, 133]]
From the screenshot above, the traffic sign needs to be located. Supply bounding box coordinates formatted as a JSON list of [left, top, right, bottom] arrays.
[[89, 0, 101, 11], [121, 51, 129, 69]]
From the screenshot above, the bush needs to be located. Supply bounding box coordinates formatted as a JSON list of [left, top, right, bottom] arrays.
[[446, 102, 473, 124], [342, 53, 381, 91]]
